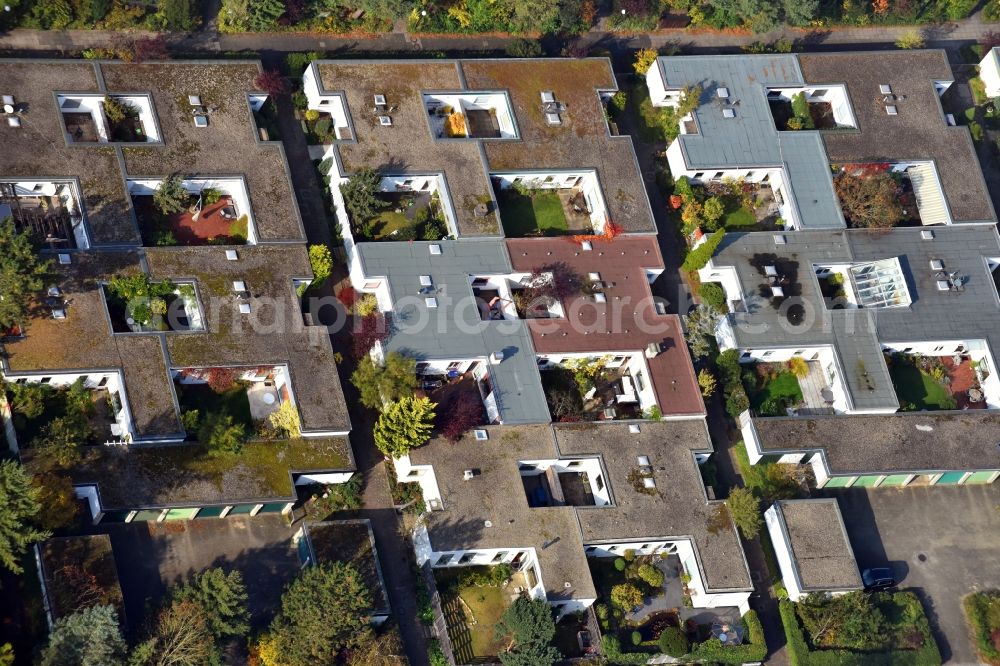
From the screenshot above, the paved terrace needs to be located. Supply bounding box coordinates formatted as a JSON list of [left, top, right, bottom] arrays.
[[507, 236, 704, 416]]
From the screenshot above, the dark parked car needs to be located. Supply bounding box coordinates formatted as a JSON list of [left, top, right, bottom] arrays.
[[862, 567, 896, 591]]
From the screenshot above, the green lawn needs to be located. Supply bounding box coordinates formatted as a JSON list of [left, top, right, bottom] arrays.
[[438, 573, 512, 662], [176, 382, 254, 428], [498, 190, 569, 237], [749, 371, 803, 414], [370, 210, 412, 239], [723, 197, 757, 229], [889, 362, 957, 411]]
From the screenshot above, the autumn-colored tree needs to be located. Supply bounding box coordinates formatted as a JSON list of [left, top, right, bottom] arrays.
[[872, 0, 889, 15], [438, 392, 485, 442], [254, 69, 289, 97], [833, 171, 903, 229]]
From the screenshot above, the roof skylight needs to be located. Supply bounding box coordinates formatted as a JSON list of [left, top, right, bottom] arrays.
[[848, 258, 911, 308]]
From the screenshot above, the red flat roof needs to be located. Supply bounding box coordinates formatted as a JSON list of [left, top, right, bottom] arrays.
[[507, 237, 704, 417]]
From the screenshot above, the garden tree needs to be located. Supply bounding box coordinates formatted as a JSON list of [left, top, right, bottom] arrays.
[[796, 592, 885, 648], [496, 597, 561, 666], [266, 562, 373, 663], [787, 356, 809, 379], [675, 84, 703, 119], [438, 392, 485, 441], [350, 352, 418, 410], [153, 175, 189, 215], [698, 282, 727, 313], [680, 200, 703, 232], [726, 486, 762, 539], [149, 0, 197, 30], [32, 473, 80, 530], [682, 305, 720, 360], [833, 171, 903, 229], [34, 415, 91, 468], [709, 0, 779, 32], [199, 412, 248, 455], [658, 626, 689, 657], [172, 568, 250, 640], [352, 312, 390, 360], [65, 378, 95, 417], [49, 563, 105, 615], [342, 167, 388, 224], [132, 599, 217, 666], [702, 196, 725, 230], [637, 563, 665, 588], [779, 0, 818, 26], [308, 244, 333, 286], [6, 380, 49, 419], [102, 96, 132, 125], [0, 643, 12, 666], [497, 596, 557, 645], [896, 29, 926, 49], [40, 605, 127, 666], [0, 217, 51, 332], [255, 69, 290, 97], [610, 583, 644, 610], [526, 262, 583, 303], [633, 47, 658, 75], [268, 400, 301, 438], [373, 397, 436, 458], [0, 460, 49, 573]]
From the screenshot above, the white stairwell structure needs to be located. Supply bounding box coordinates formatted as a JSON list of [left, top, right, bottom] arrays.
[[907, 164, 950, 226]]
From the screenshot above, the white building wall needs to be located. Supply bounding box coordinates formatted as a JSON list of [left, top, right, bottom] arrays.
[[302, 66, 351, 138], [764, 504, 805, 601], [645, 62, 669, 106], [294, 471, 354, 485], [981, 48, 1000, 98]]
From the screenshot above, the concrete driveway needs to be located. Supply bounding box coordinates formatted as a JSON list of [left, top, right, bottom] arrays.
[[94, 515, 301, 634], [822, 484, 1000, 665]]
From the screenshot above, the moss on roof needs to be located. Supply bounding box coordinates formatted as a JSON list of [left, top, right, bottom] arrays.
[[25, 436, 352, 509]]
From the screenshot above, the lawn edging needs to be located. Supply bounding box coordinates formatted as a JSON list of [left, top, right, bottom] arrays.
[[962, 590, 1000, 665], [779, 596, 942, 666]]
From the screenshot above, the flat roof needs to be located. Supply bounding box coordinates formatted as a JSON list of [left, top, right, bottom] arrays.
[[357, 239, 550, 425], [0, 59, 305, 243], [23, 436, 353, 510], [753, 411, 1000, 474], [655, 55, 844, 230], [654, 51, 994, 227], [408, 421, 752, 600], [771, 499, 862, 592], [709, 225, 1000, 411], [799, 51, 995, 224], [39, 535, 124, 622], [507, 236, 704, 417], [316, 58, 655, 237]]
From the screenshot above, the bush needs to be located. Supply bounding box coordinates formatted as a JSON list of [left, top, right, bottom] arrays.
[[610, 583, 643, 611], [716, 349, 742, 385], [689, 610, 767, 664], [505, 38, 542, 57], [971, 121, 985, 142], [658, 626, 689, 657], [637, 564, 664, 588], [896, 29, 925, 49], [614, 557, 626, 572], [725, 387, 750, 418], [631, 630, 642, 646], [698, 282, 727, 312], [963, 591, 1000, 665], [308, 244, 333, 286], [682, 228, 725, 272], [633, 48, 658, 75]]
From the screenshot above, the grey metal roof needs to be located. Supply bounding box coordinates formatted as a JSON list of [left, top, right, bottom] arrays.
[[656, 55, 844, 229], [356, 239, 551, 424], [710, 225, 1000, 411]]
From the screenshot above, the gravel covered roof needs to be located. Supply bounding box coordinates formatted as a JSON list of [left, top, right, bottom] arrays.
[[770, 499, 862, 593]]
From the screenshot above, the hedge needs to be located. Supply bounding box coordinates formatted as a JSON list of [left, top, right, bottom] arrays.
[[963, 591, 1000, 664], [698, 282, 727, 312], [682, 228, 725, 272], [603, 610, 767, 665], [780, 599, 942, 666]]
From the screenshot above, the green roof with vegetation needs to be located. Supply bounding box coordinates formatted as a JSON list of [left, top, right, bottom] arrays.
[[23, 437, 352, 509]]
